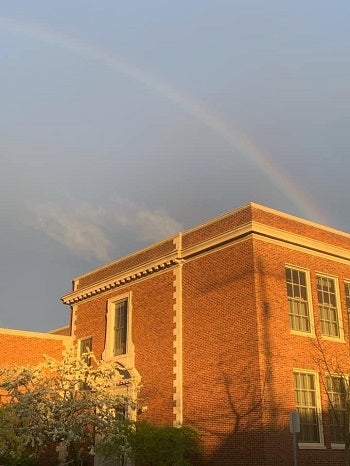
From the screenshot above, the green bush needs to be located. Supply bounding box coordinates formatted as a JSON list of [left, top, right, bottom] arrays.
[[0, 404, 37, 465], [97, 420, 202, 465], [0, 453, 37, 466], [130, 421, 202, 466]]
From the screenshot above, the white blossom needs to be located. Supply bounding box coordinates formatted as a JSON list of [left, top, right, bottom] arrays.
[[0, 347, 137, 464]]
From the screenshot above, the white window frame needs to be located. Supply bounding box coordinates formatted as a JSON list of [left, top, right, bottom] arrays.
[[316, 273, 344, 342], [103, 292, 134, 365], [286, 265, 315, 337], [78, 336, 93, 366], [293, 368, 325, 449], [325, 373, 349, 448], [344, 281, 350, 321]]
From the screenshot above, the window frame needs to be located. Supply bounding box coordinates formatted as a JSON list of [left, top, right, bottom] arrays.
[[344, 281, 350, 323], [114, 298, 128, 356], [316, 273, 344, 341], [325, 373, 349, 447], [78, 336, 93, 366], [285, 266, 315, 337], [293, 368, 325, 449], [103, 292, 133, 362]]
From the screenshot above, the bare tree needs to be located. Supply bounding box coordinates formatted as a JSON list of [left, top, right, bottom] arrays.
[[313, 334, 350, 466]]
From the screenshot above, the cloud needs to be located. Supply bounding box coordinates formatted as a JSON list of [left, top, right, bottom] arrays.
[[30, 202, 112, 261], [111, 197, 183, 242], [27, 198, 182, 262]]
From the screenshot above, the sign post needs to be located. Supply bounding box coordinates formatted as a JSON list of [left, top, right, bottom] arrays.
[[289, 411, 300, 466]]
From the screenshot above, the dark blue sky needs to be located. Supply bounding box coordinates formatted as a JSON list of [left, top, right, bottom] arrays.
[[1, 1, 349, 331]]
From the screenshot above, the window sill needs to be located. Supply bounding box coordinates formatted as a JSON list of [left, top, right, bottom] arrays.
[[298, 443, 326, 450], [331, 443, 345, 450], [321, 335, 345, 343], [104, 353, 130, 362], [290, 330, 315, 338]]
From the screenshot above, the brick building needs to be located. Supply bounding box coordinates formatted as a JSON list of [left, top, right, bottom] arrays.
[[4, 202, 350, 465]]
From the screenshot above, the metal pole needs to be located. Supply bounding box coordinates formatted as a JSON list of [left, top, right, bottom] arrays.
[[292, 431, 298, 466], [289, 411, 300, 466]]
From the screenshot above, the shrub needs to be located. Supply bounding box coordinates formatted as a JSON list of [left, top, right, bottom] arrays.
[[131, 421, 202, 466], [98, 420, 202, 466]]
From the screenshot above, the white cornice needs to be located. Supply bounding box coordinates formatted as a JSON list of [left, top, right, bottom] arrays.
[[181, 222, 253, 258], [62, 256, 178, 305], [61, 221, 350, 306], [252, 222, 350, 262], [180, 202, 350, 241], [180, 221, 350, 263], [72, 238, 178, 283]]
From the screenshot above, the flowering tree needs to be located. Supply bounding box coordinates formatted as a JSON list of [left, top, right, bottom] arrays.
[[0, 348, 136, 465]]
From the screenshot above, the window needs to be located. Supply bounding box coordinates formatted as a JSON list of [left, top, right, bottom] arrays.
[[293, 370, 323, 444], [344, 282, 350, 317], [316, 275, 342, 338], [326, 375, 348, 443], [114, 299, 128, 356], [79, 337, 92, 366], [103, 292, 133, 362], [286, 267, 312, 333]]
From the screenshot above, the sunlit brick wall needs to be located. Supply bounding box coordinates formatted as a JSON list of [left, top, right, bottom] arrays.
[[181, 238, 264, 465], [253, 235, 350, 466], [72, 269, 175, 426], [0, 329, 71, 366]]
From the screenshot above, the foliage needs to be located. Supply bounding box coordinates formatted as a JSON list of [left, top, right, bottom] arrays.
[[0, 403, 35, 464], [98, 420, 202, 466], [0, 348, 136, 465]]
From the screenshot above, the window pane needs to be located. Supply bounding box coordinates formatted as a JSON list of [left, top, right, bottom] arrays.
[[345, 283, 350, 311], [294, 371, 320, 443], [286, 268, 311, 333], [317, 276, 340, 337], [114, 299, 128, 355], [326, 375, 347, 443], [80, 337, 92, 366]]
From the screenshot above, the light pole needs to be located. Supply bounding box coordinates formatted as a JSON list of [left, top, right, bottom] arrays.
[[289, 411, 300, 466]]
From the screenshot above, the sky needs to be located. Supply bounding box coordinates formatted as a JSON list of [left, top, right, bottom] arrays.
[[1, 1, 350, 332]]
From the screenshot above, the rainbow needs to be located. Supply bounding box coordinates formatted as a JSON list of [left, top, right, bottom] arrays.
[[0, 16, 325, 224]]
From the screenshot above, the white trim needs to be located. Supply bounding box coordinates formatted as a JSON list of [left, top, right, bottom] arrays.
[[286, 266, 315, 338], [73, 278, 79, 291], [298, 444, 327, 450], [49, 325, 70, 335], [344, 280, 350, 304], [69, 202, 350, 291], [103, 292, 135, 368], [62, 258, 177, 305], [78, 335, 93, 355], [331, 443, 345, 449], [71, 304, 78, 339], [62, 220, 350, 306], [324, 373, 349, 445], [0, 327, 71, 342], [71, 239, 177, 283], [316, 274, 345, 342], [173, 233, 183, 425], [293, 368, 325, 448]]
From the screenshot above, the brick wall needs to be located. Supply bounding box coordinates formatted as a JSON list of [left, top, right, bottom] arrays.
[[182, 239, 264, 465], [0, 329, 71, 366], [73, 270, 175, 426], [252, 233, 350, 465]]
